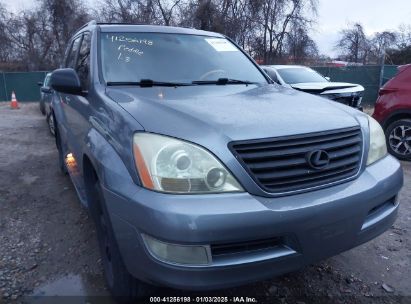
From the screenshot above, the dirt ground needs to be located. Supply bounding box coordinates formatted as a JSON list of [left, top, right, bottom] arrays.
[[0, 103, 410, 304]]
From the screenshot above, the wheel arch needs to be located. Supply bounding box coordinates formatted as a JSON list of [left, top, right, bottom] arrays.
[[382, 110, 411, 130], [82, 128, 139, 202]]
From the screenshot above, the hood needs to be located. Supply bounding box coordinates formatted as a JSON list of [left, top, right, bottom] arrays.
[[107, 84, 361, 143], [291, 82, 364, 95]]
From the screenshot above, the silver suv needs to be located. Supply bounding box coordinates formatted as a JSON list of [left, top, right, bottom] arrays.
[[49, 22, 403, 300]]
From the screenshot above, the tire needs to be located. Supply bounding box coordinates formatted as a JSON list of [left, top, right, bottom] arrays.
[[385, 119, 411, 161], [88, 178, 153, 302], [46, 112, 56, 136], [54, 121, 68, 175]]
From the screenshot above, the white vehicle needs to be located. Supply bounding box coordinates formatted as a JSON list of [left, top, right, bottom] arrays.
[[262, 65, 364, 110]]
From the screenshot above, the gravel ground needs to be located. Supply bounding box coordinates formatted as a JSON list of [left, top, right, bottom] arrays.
[[0, 103, 410, 304]]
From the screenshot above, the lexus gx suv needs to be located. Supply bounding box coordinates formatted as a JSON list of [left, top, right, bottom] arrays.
[[49, 21, 403, 300]]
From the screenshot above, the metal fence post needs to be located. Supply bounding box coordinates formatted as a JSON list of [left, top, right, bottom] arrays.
[[378, 50, 385, 89], [2, 72, 7, 101]]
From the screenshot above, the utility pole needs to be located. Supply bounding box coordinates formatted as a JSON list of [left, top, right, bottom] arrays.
[[378, 48, 386, 88]]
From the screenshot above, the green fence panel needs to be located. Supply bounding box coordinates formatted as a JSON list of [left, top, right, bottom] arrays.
[[0, 73, 7, 101], [382, 65, 399, 85], [312, 65, 398, 107], [0, 67, 400, 104], [0, 71, 48, 102]]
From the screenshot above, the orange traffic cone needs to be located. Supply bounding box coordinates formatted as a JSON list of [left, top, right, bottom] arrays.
[[10, 91, 19, 109]]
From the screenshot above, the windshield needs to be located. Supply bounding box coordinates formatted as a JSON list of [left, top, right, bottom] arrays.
[[277, 67, 327, 84], [100, 32, 267, 84]]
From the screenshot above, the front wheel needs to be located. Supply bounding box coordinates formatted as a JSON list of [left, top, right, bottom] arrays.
[[385, 119, 411, 161], [46, 112, 56, 136], [89, 180, 153, 302]]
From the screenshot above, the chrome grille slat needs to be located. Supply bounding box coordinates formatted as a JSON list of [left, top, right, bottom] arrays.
[[254, 155, 360, 180], [233, 129, 359, 152], [263, 165, 358, 186], [239, 136, 361, 160], [229, 127, 363, 194]]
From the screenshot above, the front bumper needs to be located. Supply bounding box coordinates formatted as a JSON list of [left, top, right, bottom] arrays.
[[103, 155, 403, 290], [321, 92, 363, 110]]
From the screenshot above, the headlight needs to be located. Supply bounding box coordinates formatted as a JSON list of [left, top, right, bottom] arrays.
[[367, 116, 387, 165], [133, 133, 243, 193]]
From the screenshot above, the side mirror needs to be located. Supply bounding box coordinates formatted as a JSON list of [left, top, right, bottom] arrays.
[[41, 87, 52, 93], [37, 82, 43, 87], [50, 68, 82, 95], [325, 77, 331, 81]]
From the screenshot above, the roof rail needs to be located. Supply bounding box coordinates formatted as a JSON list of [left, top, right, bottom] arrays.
[[77, 20, 97, 32], [96, 22, 147, 26]]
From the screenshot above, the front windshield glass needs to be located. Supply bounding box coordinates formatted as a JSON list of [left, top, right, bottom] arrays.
[[277, 67, 327, 84], [100, 32, 267, 84]]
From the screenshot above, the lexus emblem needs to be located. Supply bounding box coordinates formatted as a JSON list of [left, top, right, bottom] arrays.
[[306, 150, 330, 169]]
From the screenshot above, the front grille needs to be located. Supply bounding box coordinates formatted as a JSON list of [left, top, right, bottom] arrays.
[[229, 127, 363, 194]]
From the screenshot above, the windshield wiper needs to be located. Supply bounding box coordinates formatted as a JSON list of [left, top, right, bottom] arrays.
[[192, 78, 257, 86], [107, 79, 194, 87]]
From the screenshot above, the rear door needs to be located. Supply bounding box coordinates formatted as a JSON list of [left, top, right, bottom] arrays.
[[64, 32, 93, 162], [58, 35, 82, 149]]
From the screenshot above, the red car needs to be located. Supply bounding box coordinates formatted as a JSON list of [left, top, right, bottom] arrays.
[[373, 64, 411, 160]]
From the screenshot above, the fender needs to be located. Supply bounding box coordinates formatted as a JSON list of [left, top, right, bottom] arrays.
[[83, 126, 142, 201], [381, 109, 411, 129]]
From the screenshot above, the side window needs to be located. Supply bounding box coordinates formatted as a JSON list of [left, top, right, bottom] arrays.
[[43, 75, 51, 88], [76, 33, 91, 90], [65, 36, 82, 68]]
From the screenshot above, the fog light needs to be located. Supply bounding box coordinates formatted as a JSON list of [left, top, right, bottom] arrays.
[[142, 234, 210, 266], [65, 152, 77, 170]]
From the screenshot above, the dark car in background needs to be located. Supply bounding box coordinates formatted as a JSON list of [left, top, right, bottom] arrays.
[[48, 21, 402, 301], [262, 65, 364, 110], [373, 64, 411, 160], [38, 72, 56, 135]]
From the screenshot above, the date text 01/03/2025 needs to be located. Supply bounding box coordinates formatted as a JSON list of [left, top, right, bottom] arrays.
[[149, 296, 258, 303]]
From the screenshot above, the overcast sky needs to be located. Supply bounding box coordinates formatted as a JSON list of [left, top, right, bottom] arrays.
[[2, 0, 411, 57], [312, 0, 411, 56]]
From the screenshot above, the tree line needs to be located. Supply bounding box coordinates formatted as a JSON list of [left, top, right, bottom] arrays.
[[335, 23, 411, 65], [0, 0, 410, 72], [0, 0, 321, 71]]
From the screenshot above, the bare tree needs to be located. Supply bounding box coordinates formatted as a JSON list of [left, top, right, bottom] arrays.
[[96, 0, 158, 24], [41, 0, 90, 64], [252, 0, 318, 63], [396, 24, 411, 48], [286, 21, 318, 63], [0, 0, 323, 71], [2, 0, 90, 70], [0, 4, 13, 64], [366, 31, 397, 64], [373, 31, 397, 54], [335, 23, 370, 64], [5, 10, 53, 70], [154, 0, 183, 25], [387, 25, 411, 65]]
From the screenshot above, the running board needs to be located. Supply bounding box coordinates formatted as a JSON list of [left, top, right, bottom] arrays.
[[65, 153, 88, 208]]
